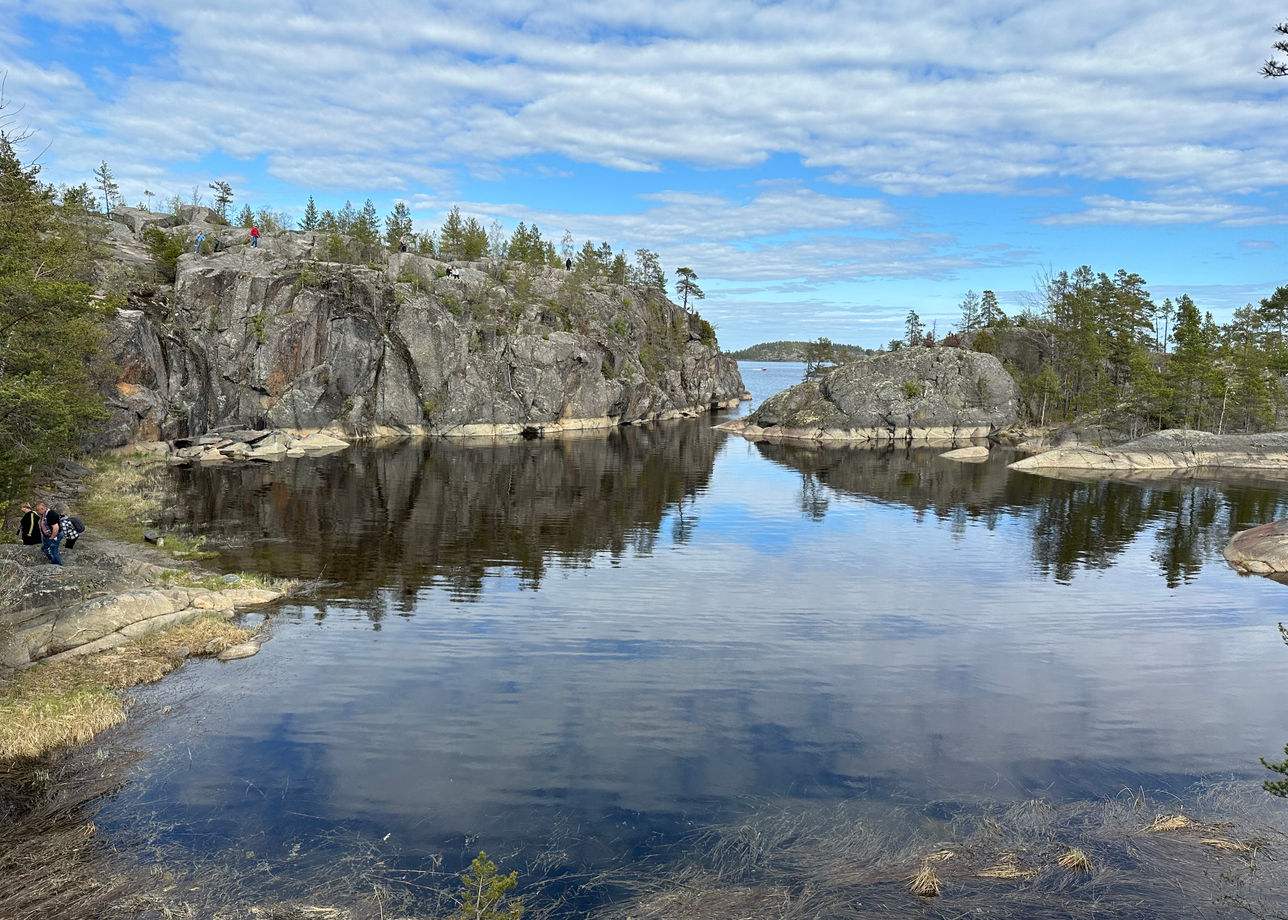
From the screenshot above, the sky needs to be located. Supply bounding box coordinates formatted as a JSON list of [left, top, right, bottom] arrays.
[[1, 0, 1286, 350]]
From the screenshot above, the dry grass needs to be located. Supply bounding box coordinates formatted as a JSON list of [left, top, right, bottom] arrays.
[[79, 455, 165, 543], [1056, 847, 1093, 872], [1148, 814, 1196, 832], [0, 743, 146, 920], [0, 615, 254, 762], [978, 854, 1039, 880], [1200, 837, 1251, 852], [908, 863, 941, 897]]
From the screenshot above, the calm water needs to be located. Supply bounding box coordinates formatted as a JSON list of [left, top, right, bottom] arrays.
[[97, 361, 1288, 910]]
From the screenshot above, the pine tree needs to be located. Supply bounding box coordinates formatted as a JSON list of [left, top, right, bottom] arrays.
[[92, 161, 119, 215], [352, 198, 380, 245], [957, 290, 980, 333], [384, 201, 413, 247], [235, 204, 254, 228], [299, 196, 320, 231], [439, 205, 466, 258], [453, 851, 523, 920], [336, 200, 357, 234], [632, 249, 666, 291], [674, 267, 704, 310], [462, 216, 488, 260], [905, 309, 924, 347], [0, 136, 108, 497], [208, 180, 234, 222], [980, 290, 1003, 327]]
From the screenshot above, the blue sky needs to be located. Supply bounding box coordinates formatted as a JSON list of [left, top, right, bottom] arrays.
[[2, 0, 1286, 350]]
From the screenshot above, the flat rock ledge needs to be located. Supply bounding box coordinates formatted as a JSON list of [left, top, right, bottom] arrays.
[[939, 446, 990, 463], [1009, 430, 1288, 477], [716, 415, 994, 446], [1, 544, 284, 670], [1224, 519, 1288, 576]]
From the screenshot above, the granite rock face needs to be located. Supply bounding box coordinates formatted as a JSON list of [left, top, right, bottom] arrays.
[[98, 225, 745, 446], [724, 346, 1019, 444]]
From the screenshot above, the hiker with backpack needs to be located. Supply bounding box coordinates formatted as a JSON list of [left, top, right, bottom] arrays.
[[60, 511, 85, 550]]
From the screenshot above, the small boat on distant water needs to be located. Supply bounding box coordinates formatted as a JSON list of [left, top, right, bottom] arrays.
[[757, 367, 767, 371]]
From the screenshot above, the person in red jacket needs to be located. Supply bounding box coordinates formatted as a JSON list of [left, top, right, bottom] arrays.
[[250, 226, 260, 247]]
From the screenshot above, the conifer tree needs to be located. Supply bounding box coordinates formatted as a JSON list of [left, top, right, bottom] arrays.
[[384, 200, 413, 247], [439, 205, 466, 258], [299, 196, 320, 231], [0, 136, 108, 498], [92, 160, 119, 215], [461, 216, 488, 260], [674, 267, 704, 310], [208, 180, 233, 222], [905, 309, 924, 347]]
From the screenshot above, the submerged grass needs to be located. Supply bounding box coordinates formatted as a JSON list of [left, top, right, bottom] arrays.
[[583, 783, 1288, 920], [0, 616, 254, 762]]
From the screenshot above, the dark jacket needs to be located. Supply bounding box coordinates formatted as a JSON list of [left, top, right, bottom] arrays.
[[18, 510, 41, 545]]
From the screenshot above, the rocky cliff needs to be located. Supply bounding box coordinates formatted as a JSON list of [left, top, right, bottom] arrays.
[[720, 346, 1019, 444], [98, 212, 746, 446]]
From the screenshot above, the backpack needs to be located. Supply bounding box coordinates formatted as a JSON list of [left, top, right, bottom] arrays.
[[59, 514, 76, 537]]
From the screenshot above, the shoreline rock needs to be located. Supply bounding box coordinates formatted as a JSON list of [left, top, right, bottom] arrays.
[[1009, 430, 1288, 478], [1224, 519, 1288, 578], [0, 540, 284, 671]]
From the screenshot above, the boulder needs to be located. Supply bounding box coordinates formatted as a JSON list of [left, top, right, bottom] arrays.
[[217, 641, 261, 661], [1224, 519, 1288, 575], [940, 446, 990, 462], [294, 431, 350, 453]]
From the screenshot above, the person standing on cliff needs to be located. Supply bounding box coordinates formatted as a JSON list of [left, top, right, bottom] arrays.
[[250, 225, 260, 247], [194, 231, 206, 253], [17, 503, 41, 545], [34, 501, 62, 565]]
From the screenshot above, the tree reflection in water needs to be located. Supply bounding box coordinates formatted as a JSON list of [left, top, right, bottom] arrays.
[[159, 422, 725, 619], [753, 441, 1288, 587]]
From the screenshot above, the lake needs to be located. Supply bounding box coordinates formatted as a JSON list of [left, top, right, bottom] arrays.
[[90, 361, 1288, 916]]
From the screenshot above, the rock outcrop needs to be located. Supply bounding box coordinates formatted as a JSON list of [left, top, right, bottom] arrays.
[[98, 218, 745, 446], [1223, 519, 1288, 577], [1009, 430, 1288, 477], [0, 542, 282, 669], [719, 346, 1019, 444]]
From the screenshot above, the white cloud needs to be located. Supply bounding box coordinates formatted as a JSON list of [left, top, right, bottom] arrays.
[[1036, 194, 1288, 228], [7, 0, 1286, 205]]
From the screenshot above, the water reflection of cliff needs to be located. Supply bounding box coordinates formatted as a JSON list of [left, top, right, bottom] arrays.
[[754, 442, 1288, 586], [161, 422, 724, 607]]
